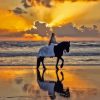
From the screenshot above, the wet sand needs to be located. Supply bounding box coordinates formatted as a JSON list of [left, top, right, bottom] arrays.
[[0, 66, 100, 100]]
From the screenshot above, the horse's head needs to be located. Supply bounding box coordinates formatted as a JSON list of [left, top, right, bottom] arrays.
[[65, 41, 70, 53]]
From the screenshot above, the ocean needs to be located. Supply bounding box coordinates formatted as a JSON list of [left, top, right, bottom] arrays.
[[0, 41, 100, 66]]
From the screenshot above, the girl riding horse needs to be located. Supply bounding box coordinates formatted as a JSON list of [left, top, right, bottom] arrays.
[[37, 41, 70, 70]]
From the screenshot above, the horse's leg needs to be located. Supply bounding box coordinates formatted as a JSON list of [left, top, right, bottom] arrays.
[[42, 69, 46, 81], [37, 69, 42, 81], [56, 70, 64, 82], [41, 57, 46, 70], [37, 57, 41, 69], [56, 70, 59, 81], [60, 71, 64, 82], [60, 57, 64, 68], [56, 57, 60, 70]]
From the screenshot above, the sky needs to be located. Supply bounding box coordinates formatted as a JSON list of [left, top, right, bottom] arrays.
[[0, 0, 100, 41]]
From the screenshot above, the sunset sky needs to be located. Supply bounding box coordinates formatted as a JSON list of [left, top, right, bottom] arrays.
[[0, 0, 100, 41]]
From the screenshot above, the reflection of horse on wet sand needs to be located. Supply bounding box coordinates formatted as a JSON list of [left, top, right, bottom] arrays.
[[37, 69, 70, 99], [37, 41, 70, 70]]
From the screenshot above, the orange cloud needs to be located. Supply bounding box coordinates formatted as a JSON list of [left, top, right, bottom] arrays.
[[0, 9, 31, 31], [24, 33, 48, 41]]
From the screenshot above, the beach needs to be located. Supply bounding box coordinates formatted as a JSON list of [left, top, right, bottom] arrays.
[[0, 66, 100, 100], [0, 41, 100, 100]]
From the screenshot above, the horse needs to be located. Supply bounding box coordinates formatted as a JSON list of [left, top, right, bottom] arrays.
[[37, 41, 70, 70]]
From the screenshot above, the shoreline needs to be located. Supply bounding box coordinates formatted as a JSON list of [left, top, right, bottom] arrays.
[[0, 64, 100, 66], [0, 65, 100, 69], [0, 65, 100, 100]]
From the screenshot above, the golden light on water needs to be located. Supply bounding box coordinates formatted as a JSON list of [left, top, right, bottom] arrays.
[[0, 68, 29, 80], [0, 67, 91, 88], [0, 66, 99, 98]]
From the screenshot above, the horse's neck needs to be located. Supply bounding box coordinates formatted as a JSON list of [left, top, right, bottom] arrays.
[[59, 43, 65, 50], [56, 43, 65, 51]]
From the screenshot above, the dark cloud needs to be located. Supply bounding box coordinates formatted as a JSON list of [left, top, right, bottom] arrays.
[[21, 0, 99, 8], [0, 30, 25, 37], [21, 0, 52, 8], [0, 21, 51, 37], [41, 0, 52, 7], [53, 23, 100, 37], [0, 21, 51, 38], [26, 21, 100, 38], [12, 7, 27, 14], [26, 21, 51, 36], [0, 22, 99, 39], [21, 0, 32, 8]]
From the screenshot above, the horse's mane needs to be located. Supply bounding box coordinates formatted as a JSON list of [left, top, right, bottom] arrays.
[[57, 41, 70, 46]]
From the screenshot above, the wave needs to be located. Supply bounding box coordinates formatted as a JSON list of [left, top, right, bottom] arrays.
[[0, 41, 100, 57], [66, 52, 100, 56], [71, 42, 100, 47], [0, 41, 46, 47], [0, 52, 100, 57], [0, 52, 37, 57], [0, 41, 100, 48], [79, 59, 100, 62]]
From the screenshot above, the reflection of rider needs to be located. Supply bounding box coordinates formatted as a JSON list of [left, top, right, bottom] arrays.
[[48, 33, 57, 45], [37, 69, 70, 99], [37, 69, 55, 98]]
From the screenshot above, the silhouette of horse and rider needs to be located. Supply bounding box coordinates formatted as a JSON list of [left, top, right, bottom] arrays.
[[37, 69, 70, 99], [37, 33, 70, 70]]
